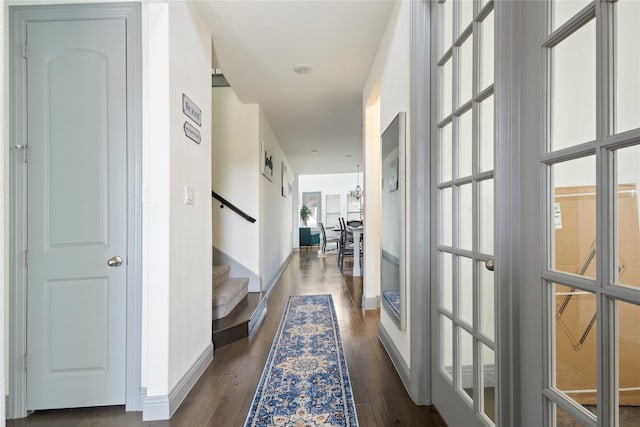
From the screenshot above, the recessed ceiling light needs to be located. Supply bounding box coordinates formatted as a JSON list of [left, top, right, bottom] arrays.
[[310, 149, 318, 153], [293, 63, 312, 74], [346, 154, 352, 158]]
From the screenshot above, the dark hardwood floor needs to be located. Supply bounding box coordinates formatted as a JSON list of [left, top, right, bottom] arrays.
[[8, 250, 445, 426]]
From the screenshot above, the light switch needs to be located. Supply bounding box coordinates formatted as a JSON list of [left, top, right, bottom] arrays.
[[184, 186, 195, 205]]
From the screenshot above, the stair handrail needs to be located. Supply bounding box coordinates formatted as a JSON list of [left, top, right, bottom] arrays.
[[212, 191, 256, 223]]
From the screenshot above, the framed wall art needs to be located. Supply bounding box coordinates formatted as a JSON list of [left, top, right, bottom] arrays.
[[261, 140, 273, 181]]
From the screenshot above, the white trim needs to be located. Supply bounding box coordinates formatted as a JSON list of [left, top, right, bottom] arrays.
[[141, 394, 170, 422], [142, 343, 214, 421], [378, 323, 410, 392], [408, 0, 431, 405], [361, 296, 380, 310], [494, 1, 521, 425]]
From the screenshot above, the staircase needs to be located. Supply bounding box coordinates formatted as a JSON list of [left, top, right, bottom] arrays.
[[213, 264, 248, 319], [212, 264, 266, 348]]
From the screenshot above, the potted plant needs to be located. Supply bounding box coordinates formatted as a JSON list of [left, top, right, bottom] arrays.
[[300, 205, 312, 226]]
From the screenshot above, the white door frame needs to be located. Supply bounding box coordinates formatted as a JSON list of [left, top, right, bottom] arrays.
[[8, 3, 142, 418]]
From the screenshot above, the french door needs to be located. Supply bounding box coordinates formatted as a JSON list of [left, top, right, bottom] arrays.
[[521, 0, 640, 426], [431, 0, 640, 426], [431, 0, 498, 425]]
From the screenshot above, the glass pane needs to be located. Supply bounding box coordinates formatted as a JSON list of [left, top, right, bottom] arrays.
[[555, 404, 589, 427], [554, 283, 598, 412], [615, 145, 640, 289], [458, 256, 473, 325], [441, 188, 453, 246], [441, 315, 454, 380], [441, 123, 453, 183], [479, 94, 494, 172], [480, 11, 494, 92], [480, 179, 494, 255], [615, 0, 640, 134], [552, 156, 597, 279], [552, 0, 591, 31], [442, 0, 453, 55], [459, 34, 473, 107], [441, 252, 453, 312], [617, 301, 640, 426], [458, 110, 473, 178], [550, 20, 596, 151], [459, 327, 474, 400], [479, 262, 495, 340], [441, 59, 453, 120], [459, 183, 473, 250], [458, 0, 473, 37], [481, 344, 496, 423]]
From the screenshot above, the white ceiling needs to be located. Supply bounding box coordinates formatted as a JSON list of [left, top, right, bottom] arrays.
[[194, 0, 395, 175]]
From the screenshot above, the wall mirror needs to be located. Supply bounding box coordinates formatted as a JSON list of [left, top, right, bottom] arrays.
[[380, 112, 405, 329]]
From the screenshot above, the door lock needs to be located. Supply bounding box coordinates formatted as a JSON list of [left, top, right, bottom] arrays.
[[107, 256, 123, 267]]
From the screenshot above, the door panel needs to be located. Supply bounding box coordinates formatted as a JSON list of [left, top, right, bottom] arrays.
[[431, 0, 497, 425], [521, 0, 640, 425], [26, 18, 127, 410]]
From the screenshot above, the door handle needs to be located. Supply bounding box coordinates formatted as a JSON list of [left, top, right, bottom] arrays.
[[107, 256, 123, 267], [485, 258, 495, 271]]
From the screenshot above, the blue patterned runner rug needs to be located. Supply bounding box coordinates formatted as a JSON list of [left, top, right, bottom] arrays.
[[244, 294, 358, 426]]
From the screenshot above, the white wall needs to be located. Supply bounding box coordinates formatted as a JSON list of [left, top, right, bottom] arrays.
[[141, 0, 171, 398], [167, 0, 212, 393], [259, 108, 293, 290], [363, 0, 411, 366], [211, 86, 260, 281], [298, 173, 362, 225], [363, 92, 381, 309]]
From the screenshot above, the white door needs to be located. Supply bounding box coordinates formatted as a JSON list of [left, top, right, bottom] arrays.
[[520, 1, 640, 426], [431, 0, 497, 425], [26, 18, 128, 410]]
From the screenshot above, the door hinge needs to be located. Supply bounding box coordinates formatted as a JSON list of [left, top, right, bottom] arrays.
[[23, 354, 28, 371], [24, 250, 28, 268], [15, 144, 28, 163], [22, 43, 28, 59]]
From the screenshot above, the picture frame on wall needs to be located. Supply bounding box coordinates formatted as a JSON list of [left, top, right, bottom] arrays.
[[261, 140, 273, 181], [281, 162, 287, 197]]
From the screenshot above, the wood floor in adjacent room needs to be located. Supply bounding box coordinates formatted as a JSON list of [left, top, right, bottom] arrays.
[[7, 250, 445, 427]]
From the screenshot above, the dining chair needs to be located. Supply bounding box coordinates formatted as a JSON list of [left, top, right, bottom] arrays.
[[319, 222, 340, 254]]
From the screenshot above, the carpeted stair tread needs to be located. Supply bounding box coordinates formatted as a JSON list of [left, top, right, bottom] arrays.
[[212, 277, 249, 319], [213, 264, 230, 288]]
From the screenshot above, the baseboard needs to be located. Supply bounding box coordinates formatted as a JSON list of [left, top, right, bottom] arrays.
[[263, 251, 293, 293], [213, 246, 261, 292], [142, 342, 213, 421], [378, 323, 410, 393], [248, 295, 268, 334], [362, 295, 380, 310], [141, 393, 169, 421]]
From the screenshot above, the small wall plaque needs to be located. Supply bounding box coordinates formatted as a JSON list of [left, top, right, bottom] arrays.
[[182, 94, 202, 126], [184, 121, 201, 144]]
